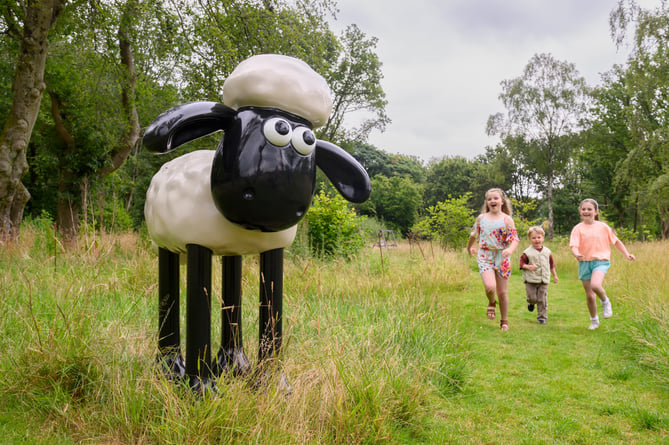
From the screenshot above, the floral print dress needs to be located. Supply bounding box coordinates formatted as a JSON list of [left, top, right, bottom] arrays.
[[471, 216, 519, 279]]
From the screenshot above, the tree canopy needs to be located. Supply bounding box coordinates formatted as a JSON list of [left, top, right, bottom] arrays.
[[1, 0, 668, 247]]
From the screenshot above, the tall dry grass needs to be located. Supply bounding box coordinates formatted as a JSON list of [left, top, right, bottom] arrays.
[[0, 228, 472, 443]]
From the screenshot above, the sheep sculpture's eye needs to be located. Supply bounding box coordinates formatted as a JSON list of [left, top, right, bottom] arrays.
[[263, 118, 292, 146], [292, 127, 316, 155]]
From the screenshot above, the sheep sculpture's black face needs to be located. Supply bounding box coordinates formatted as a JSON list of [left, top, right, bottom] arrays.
[[211, 107, 317, 232]]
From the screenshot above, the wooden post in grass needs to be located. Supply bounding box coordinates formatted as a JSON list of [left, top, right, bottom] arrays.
[[377, 230, 385, 275]]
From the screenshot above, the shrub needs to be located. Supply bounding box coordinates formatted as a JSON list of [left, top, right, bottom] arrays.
[[412, 194, 475, 249], [304, 190, 367, 258]]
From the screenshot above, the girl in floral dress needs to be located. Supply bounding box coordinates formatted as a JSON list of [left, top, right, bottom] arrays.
[[466, 188, 520, 331]]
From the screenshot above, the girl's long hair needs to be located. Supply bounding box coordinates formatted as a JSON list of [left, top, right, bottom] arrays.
[[481, 188, 513, 216], [579, 198, 600, 221]]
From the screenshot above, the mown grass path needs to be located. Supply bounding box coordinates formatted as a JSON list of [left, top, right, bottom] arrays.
[[429, 260, 668, 444]]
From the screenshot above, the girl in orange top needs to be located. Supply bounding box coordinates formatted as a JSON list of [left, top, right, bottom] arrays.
[[569, 199, 635, 330]]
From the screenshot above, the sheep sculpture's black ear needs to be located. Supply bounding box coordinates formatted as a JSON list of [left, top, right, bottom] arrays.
[[315, 140, 371, 203], [143, 101, 237, 153]]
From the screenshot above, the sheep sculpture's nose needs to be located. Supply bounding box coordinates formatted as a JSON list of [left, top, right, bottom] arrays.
[[242, 188, 255, 201]]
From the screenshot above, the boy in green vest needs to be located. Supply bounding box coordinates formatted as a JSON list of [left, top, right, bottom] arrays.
[[519, 226, 559, 324]]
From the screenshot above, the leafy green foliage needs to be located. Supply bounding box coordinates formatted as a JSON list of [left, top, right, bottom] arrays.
[[321, 24, 390, 142], [423, 157, 478, 208], [487, 53, 590, 238], [358, 174, 423, 236], [350, 141, 424, 184], [412, 193, 475, 249], [510, 197, 543, 240], [304, 190, 366, 258]]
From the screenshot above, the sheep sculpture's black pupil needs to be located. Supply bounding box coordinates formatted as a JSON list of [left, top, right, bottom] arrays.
[[302, 131, 315, 145], [276, 121, 290, 135]]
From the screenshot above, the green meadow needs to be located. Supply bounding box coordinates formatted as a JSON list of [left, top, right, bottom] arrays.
[[1, 226, 667, 444]]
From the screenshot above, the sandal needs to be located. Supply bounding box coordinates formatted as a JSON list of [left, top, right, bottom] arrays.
[[500, 320, 509, 331], [486, 301, 497, 320]]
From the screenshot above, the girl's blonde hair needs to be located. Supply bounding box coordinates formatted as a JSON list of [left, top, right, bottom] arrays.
[[579, 198, 600, 221], [481, 188, 513, 216]]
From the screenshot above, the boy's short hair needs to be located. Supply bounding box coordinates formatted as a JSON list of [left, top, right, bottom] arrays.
[[527, 226, 545, 238]]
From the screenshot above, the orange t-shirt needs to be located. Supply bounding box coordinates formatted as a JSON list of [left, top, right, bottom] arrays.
[[569, 221, 619, 261]]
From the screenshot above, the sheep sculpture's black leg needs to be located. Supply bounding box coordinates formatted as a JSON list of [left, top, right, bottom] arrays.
[[259, 248, 284, 361], [216, 255, 251, 376], [158, 248, 185, 380], [256, 248, 291, 393], [185, 244, 214, 393]]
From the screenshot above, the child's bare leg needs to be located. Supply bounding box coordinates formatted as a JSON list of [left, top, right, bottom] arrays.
[[589, 270, 608, 301], [496, 274, 509, 322], [480, 270, 497, 305], [582, 280, 598, 317]]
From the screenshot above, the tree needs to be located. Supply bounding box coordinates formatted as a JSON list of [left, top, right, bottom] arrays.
[[580, 66, 635, 227], [358, 174, 422, 236], [174, 0, 340, 100], [423, 156, 477, 208], [321, 24, 390, 143], [19, 0, 179, 247], [0, 0, 66, 243], [349, 141, 424, 183], [36, 0, 144, 247], [609, 0, 669, 238], [487, 53, 590, 239]]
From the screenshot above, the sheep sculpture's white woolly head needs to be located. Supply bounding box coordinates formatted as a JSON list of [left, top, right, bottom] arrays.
[[222, 54, 332, 128]]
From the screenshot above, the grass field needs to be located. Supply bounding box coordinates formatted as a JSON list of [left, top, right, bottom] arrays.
[[0, 226, 667, 444]]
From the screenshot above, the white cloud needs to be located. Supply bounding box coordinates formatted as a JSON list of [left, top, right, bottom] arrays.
[[328, 0, 659, 161]]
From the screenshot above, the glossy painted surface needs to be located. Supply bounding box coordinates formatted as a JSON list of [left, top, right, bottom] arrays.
[[145, 150, 298, 256], [222, 54, 332, 127], [143, 54, 372, 390], [211, 107, 317, 232], [143, 101, 235, 153]]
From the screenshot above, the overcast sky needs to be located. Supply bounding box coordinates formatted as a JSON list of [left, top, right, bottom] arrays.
[[327, 0, 657, 162]]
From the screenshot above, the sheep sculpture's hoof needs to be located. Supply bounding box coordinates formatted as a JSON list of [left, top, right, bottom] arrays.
[[189, 376, 217, 397], [215, 348, 252, 377], [157, 353, 186, 381]]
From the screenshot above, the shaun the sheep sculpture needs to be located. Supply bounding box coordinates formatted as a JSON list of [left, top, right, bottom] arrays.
[[142, 54, 371, 391]]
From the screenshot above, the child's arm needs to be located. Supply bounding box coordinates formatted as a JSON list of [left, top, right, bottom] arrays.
[[503, 238, 519, 259], [571, 246, 584, 261], [501, 215, 519, 259], [550, 254, 559, 283], [466, 234, 477, 257], [466, 216, 480, 257], [519, 253, 537, 271], [614, 239, 635, 260]]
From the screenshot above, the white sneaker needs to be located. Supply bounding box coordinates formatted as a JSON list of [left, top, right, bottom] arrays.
[[588, 320, 600, 330], [602, 300, 613, 319]]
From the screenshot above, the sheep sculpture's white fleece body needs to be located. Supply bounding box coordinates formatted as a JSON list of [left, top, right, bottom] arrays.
[[145, 150, 297, 256]]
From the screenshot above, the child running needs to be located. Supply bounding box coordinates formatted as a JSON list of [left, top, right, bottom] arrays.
[[519, 226, 559, 325], [467, 188, 520, 331], [569, 199, 635, 330]]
